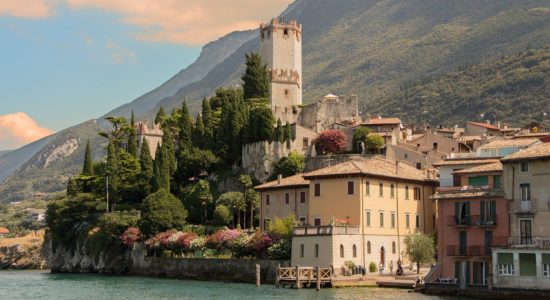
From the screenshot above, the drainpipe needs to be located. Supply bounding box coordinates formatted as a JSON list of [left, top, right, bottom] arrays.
[[396, 181, 401, 262], [361, 177, 366, 270]]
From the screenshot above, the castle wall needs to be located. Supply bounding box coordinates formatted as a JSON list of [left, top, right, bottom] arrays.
[[301, 95, 360, 132]]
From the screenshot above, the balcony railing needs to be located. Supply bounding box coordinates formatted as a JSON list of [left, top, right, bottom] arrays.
[[436, 184, 501, 194], [447, 245, 490, 257], [508, 236, 550, 249], [446, 215, 497, 227], [512, 198, 538, 213], [292, 225, 359, 236]]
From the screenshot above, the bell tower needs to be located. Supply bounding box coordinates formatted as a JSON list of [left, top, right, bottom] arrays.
[[259, 19, 302, 110]]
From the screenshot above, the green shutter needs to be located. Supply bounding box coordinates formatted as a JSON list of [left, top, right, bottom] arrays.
[[520, 253, 536, 276], [480, 201, 486, 223], [469, 176, 489, 186], [543, 254, 550, 265], [494, 175, 501, 189], [498, 253, 513, 265], [490, 201, 497, 221], [465, 202, 470, 224]]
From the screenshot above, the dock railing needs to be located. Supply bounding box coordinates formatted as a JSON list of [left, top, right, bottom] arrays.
[[276, 266, 332, 289]]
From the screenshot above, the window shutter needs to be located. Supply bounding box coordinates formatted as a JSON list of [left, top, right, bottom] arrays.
[[480, 201, 486, 223]]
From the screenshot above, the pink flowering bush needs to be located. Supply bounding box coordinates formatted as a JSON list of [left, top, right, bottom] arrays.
[[314, 130, 347, 154], [120, 227, 141, 248], [205, 228, 242, 251], [249, 231, 273, 258]]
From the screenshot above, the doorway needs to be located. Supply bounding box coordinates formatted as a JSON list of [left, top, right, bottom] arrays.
[[380, 246, 386, 267]]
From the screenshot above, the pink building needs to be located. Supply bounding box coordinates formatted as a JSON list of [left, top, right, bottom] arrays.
[[433, 162, 509, 287]]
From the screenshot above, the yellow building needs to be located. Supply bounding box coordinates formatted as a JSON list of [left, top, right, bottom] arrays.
[[255, 157, 438, 274]]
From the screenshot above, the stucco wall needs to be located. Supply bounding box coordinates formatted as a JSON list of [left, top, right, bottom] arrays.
[[492, 248, 550, 289]]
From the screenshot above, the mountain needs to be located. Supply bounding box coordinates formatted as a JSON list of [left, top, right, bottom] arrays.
[[0, 135, 55, 183], [101, 30, 256, 121], [3, 0, 550, 202], [378, 46, 550, 126]]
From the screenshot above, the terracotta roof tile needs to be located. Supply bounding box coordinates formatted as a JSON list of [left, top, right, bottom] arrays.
[[254, 174, 309, 190], [363, 117, 402, 126], [433, 158, 500, 167], [467, 122, 500, 130], [452, 162, 502, 174], [501, 143, 550, 162], [303, 157, 433, 182], [478, 139, 540, 149], [0, 227, 9, 234]]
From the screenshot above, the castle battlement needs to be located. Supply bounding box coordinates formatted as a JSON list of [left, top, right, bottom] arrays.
[[260, 18, 302, 41], [270, 68, 300, 85]]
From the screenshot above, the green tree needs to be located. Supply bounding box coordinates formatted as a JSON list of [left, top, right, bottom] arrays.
[[217, 191, 246, 228], [162, 129, 176, 176], [186, 179, 212, 225], [176, 147, 219, 184], [239, 175, 255, 229], [155, 107, 166, 125], [127, 111, 138, 157], [178, 101, 193, 150], [365, 134, 385, 153], [248, 105, 275, 143], [193, 113, 205, 147], [82, 140, 94, 176], [284, 121, 292, 145], [213, 204, 232, 226], [106, 138, 118, 211], [274, 118, 284, 143], [138, 138, 153, 199], [201, 98, 214, 149], [352, 127, 371, 153], [241, 52, 269, 100], [153, 142, 170, 192], [272, 151, 305, 178], [404, 233, 436, 274], [140, 189, 188, 236], [218, 90, 246, 163], [268, 214, 296, 240]]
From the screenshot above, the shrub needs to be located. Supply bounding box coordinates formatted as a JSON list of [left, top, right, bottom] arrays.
[[267, 239, 291, 260], [345, 260, 356, 269], [369, 262, 378, 273], [140, 189, 188, 236], [268, 214, 296, 240], [352, 127, 370, 153], [190, 236, 206, 252], [272, 151, 305, 178], [365, 134, 385, 153], [120, 227, 141, 247], [249, 231, 273, 257], [213, 205, 232, 226], [314, 130, 346, 154]]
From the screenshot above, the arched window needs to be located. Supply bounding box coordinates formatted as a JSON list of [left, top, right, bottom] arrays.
[[300, 244, 304, 258], [367, 241, 371, 254], [340, 244, 344, 258], [284, 28, 289, 35], [353, 244, 357, 258], [315, 244, 319, 258], [392, 242, 396, 254]]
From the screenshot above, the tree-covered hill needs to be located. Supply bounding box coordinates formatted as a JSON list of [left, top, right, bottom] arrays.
[[377, 46, 550, 127]]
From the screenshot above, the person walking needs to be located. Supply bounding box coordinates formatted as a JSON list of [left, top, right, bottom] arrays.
[[389, 260, 394, 275]]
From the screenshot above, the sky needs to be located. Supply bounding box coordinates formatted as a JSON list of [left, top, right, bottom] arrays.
[[0, 0, 293, 151]]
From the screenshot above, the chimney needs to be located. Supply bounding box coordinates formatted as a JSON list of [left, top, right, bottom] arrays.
[[277, 174, 282, 184]]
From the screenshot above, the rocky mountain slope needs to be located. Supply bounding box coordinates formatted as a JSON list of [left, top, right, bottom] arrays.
[[2, 0, 550, 201]]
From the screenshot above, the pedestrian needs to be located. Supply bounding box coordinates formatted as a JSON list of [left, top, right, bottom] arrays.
[[389, 260, 394, 275], [378, 261, 384, 275]]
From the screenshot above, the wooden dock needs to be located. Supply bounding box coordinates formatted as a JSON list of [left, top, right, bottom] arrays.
[[276, 266, 332, 289]]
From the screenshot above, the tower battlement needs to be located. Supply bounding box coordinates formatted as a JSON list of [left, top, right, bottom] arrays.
[[260, 18, 301, 41]]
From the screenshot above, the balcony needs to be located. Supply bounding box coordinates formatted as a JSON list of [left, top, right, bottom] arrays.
[[507, 236, 550, 249], [447, 245, 490, 257], [446, 215, 497, 227], [512, 198, 538, 214], [437, 184, 501, 194], [292, 225, 359, 236]]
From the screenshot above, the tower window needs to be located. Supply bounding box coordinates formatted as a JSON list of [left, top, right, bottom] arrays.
[[284, 28, 289, 35]]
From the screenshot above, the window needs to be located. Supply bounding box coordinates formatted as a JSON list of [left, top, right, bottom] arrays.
[[520, 184, 531, 201], [365, 181, 370, 196], [366, 211, 371, 227], [543, 254, 550, 277], [390, 184, 395, 198], [299, 216, 306, 225], [300, 191, 306, 203], [455, 202, 471, 226], [416, 214, 420, 229], [347, 181, 355, 195], [391, 213, 396, 228], [405, 186, 409, 200], [314, 217, 321, 226], [300, 244, 304, 258], [265, 194, 270, 206], [480, 200, 497, 225], [303, 137, 309, 149], [353, 245, 357, 258], [498, 253, 514, 275], [380, 212, 384, 227], [367, 241, 371, 254], [404, 153, 408, 159], [340, 244, 344, 258], [263, 219, 271, 231], [414, 187, 421, 200], [520, 161, 529, 173], [315, 244, 319, 258], [416, 162, 422, 170], [379, 183, 384, 197], [314, 183, 321, 197], [392, 242, 396, 254], [284, 28, 289, 35], [406, 214, 410, 229], [520, 253, 536, 276], [285, 193, 290, 204], [433, 142, 438, 150]]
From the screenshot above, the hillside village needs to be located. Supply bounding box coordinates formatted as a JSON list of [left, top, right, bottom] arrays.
[[2, 14, 550, 298]]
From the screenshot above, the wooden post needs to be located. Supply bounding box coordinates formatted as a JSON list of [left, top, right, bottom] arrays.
[[256, 264, 261, 287], [275, 264, 281, 287], [316, 266, 321, 291], [295, 265, 301, 289]]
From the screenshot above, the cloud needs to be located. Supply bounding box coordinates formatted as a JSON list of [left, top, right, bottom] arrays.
[[65, 0, 294, 45], [0, 112, 54, 150], [106, 38, 136, 64], [0, 0, 57, 18]]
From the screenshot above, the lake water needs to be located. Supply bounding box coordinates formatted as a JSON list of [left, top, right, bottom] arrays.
[[0, 270, 474, 300]]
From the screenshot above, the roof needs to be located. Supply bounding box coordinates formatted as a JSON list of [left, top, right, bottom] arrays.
[[458, 135, 482, 142], [324, 93, 338, 98], [303, 157, 435, 183], [254, 173, 309, 191], [478, 139, 540, 149], [467, 122, 500, 131], [452, 162, 502, 174], [432, 189, 505, 200], [0, 227, 9, 234], [501, 143, 550, 162], [433, 158, 500, 167], [362, 117, 402, 126]]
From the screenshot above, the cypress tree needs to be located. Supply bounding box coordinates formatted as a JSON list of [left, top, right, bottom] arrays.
[[275, 118, 284, 143], [138, 138, 153, 198], [153, 142, 170, 192], [241, 52, 269, 100], [155, 107, 166, 125], [162, 129, 176, 176], [284, 121, 292, 147], [127, 111, 138, 157], [82, 140, 94, 176], [178, 101, 193, 150], [201, 98, 214, 148], [106, 138, 119, 208], [193, 113, 205, 147]]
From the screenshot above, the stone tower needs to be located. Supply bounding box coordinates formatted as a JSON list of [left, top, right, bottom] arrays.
[[259, 19, 302, 110]]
